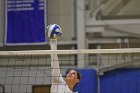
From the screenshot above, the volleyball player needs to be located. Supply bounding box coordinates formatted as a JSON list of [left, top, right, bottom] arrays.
[[50, 39, 80, 93]]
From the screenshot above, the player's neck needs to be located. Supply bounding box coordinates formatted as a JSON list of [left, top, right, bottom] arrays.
[[69, 85, 74, 91], [67, 82, 75, 91]]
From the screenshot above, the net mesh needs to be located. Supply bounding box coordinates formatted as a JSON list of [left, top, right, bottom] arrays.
[[0, 48, 140, 93]]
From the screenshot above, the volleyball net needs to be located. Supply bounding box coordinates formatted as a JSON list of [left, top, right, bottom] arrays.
[[0, 48, 140, 93]]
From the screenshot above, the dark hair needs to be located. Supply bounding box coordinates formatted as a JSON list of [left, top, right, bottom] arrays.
[[74, 71, 81, 88], [76, 71, 81, 81]]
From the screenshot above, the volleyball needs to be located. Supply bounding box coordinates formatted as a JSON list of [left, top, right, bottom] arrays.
[[46, 24, 62, 40]]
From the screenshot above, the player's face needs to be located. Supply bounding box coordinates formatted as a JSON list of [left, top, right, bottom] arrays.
[[65, 70, 79, 85]]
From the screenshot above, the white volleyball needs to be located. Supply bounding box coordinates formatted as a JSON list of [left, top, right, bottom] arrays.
[[46, 24, 62, 40]]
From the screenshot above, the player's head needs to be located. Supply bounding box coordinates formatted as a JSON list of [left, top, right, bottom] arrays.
[[65, 69, 81, 89]]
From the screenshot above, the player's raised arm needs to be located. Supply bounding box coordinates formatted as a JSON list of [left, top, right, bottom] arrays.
[[50, 39, 64, 83], [46, 24, 63, 83]]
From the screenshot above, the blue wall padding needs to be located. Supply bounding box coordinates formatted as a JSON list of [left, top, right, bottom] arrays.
[[74, 69, 97, 93], [100, 69, 140, 93]]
